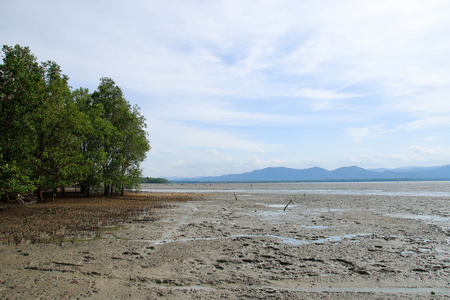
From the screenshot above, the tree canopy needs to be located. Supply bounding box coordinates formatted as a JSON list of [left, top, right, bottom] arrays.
[[0, 45, 150, 200]]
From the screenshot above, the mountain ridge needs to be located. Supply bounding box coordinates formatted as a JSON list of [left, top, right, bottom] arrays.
[[171, 165, 450, 182]]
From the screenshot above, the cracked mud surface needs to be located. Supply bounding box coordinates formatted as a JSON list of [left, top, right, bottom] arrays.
[[1, 182, 450, 299]]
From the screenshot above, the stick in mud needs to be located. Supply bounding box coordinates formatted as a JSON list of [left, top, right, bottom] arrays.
[[233, 192, 238, 201], [283, 199, 293, 211]]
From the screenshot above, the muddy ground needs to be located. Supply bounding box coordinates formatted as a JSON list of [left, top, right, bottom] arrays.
[[1, 182, 449, 299]]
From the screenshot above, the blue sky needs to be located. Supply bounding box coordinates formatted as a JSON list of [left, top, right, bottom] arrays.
[[2, 1, 450, 177]]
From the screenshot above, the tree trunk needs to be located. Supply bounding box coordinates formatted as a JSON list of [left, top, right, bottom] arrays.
[[86, 185, 90, 197], [38, 186, 43, 201], [104, 183, 110, 197]]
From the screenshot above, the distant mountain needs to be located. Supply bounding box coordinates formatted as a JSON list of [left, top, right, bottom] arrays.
[[421, 164, 450, 178], [173, 164, 450, 182]]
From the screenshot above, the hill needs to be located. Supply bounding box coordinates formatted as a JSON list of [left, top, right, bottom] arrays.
[[173, 165, 450, 182]]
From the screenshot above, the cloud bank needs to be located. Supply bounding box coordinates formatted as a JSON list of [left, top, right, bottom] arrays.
[[2, 0, 450, 177]]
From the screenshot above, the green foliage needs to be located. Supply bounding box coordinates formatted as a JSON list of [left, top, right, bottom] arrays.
[[0, 45, 42, 195], [89, 77, 150, 196], [0, 45, 151, 199]]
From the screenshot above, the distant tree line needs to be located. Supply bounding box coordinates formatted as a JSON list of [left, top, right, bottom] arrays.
[[0, 45, 150, 201], [139, 177, 170, 184]]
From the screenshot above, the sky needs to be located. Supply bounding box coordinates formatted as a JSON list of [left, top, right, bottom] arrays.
[[2, 1, 450, 178]]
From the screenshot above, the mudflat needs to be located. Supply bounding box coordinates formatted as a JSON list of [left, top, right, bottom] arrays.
[[1, 182, 449, 299]]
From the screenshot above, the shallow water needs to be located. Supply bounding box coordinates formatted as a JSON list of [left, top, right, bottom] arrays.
[[140, 181, 450, 197], [386, 213, 450, 230], [387, 213, 449, 222], [143, 233, 373, 246], [258, 207, 350, 219], [140, 187, 450, 197]]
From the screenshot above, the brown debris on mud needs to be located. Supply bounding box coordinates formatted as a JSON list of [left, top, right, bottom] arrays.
[[1, 182, 449, 299], [0, 192, 201, 245]]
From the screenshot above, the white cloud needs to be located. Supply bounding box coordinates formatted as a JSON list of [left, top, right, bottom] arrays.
[[155, 148, 175, 155], [407, 146, 446, 156], [347, 127, 375, 143], [403, 146, 450, 166], [147, 118, 266, 152], [205, 149, 220, 156], [158, 100, 296, 126], [168, 160, 187, 168], [401, 116, 450, 132], [242, 154, 263, 170], [390, 88, 450, 114]]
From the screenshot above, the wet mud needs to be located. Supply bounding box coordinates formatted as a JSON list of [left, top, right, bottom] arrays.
[[1, 182, 449, 299]]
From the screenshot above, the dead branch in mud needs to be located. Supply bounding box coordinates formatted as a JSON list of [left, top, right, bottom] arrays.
[[284, 193, 306, 211], [283, 199, 293, 211]]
